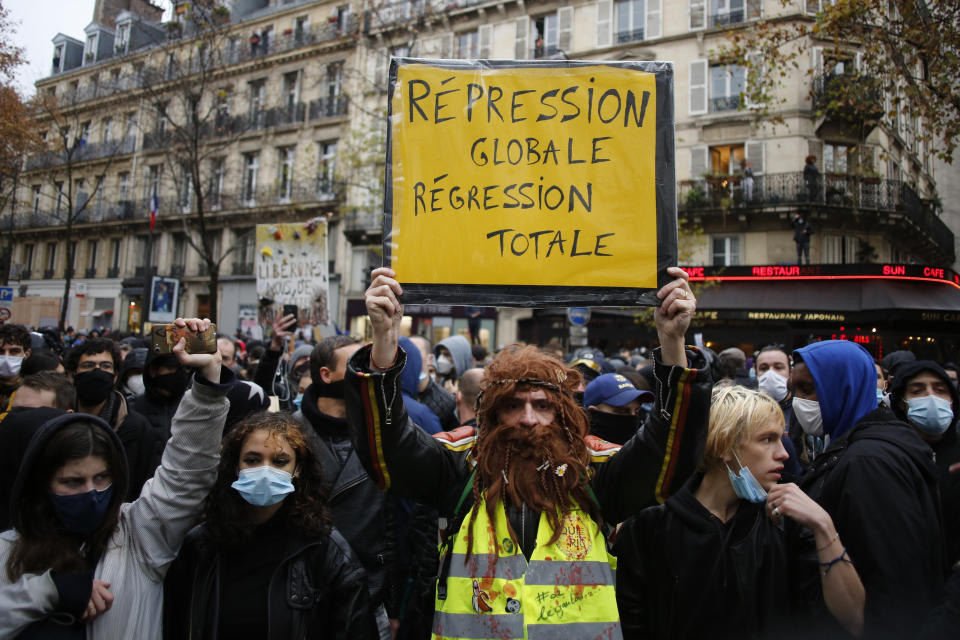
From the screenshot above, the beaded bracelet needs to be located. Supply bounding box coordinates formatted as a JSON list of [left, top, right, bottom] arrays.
[[369, 345, 399, 371], [820, 547, 850, 576], [816, 531, 840, 553]]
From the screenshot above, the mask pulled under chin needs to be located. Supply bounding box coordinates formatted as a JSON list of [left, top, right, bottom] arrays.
[[50, 486, 114, 535], [314, 379, 345, 399], [725, 454, 768, 503]]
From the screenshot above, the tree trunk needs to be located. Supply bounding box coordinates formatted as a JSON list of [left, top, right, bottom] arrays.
[[207, 260, 219, 323], [59, 220, 74, 331]]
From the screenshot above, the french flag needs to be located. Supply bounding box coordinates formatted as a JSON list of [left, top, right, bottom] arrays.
[[149, 190, 158, 231]]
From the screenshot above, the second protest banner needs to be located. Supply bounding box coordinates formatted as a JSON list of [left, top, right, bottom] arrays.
[[385, 58, 676, 307]]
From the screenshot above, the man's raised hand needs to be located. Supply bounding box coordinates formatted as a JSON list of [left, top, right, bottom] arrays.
[[654, 267, 696, 367]]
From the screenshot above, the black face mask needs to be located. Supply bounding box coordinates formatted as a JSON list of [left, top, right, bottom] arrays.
[[151, 369, 191, 398], [588, 409, 641, 445], [74, 369, 115, 406], [573, 391, 585, 408], [314, 379, 345, 399]]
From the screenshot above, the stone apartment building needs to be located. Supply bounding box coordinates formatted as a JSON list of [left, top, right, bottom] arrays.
[[5, 0, 957, 356]]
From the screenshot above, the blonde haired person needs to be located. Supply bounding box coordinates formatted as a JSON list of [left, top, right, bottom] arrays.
[[614, 385, 865, 639]]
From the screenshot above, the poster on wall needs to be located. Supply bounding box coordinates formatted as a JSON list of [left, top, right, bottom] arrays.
[[147, 276, 179, 323], [384, 58, 677, 307], [256, 219, 330, 328]]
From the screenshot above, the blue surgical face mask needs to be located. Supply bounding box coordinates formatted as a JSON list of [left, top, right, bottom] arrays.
[[50, 485, 114, 535], [907, 395, 954, 437], [876, 387, 884, 405], [231, 465, 295, 506], [292, 393, 303, 410], [725, 453, 768, 503]]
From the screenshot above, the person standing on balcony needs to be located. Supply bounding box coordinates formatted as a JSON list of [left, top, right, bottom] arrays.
[[791, 213, 812, 265], [804, 154, 821, 202]]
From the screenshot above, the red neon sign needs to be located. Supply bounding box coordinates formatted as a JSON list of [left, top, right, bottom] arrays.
[[683, 264, 960, 290]]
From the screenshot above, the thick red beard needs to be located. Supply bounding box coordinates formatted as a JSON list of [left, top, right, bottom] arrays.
[[474, 421, 589, 524]]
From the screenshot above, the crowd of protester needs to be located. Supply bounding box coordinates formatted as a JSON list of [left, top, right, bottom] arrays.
[[0, 269, 958, 639]]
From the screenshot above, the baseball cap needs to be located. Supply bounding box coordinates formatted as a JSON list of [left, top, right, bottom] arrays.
[[584, 373, 654, 408]]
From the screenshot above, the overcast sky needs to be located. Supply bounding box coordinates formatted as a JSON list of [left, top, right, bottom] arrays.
[[6, 0, 174, 95]]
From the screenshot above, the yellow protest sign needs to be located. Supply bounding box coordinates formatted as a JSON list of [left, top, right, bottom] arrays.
[[385, 59, 676, 307]]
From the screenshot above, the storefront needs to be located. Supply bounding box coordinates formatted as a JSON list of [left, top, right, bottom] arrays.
[[516, 264, 960, 362]]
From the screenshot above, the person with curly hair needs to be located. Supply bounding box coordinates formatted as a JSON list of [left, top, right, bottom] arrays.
[[163, 412, 377, 639], [346, 267, 714, 639]]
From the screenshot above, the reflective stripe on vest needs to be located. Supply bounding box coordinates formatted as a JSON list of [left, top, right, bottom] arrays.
[[433, 497, 622, 640], [433, 611, 525, 639]]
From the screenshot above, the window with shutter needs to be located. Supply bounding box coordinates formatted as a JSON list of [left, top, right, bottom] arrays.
[[689, 0, 706, 30], [745, 141, 764, 174], [646, 0, 661, 39], [515, 16, 530, 59], [479, 24, 493, 58], [689, 59, 707, 115], [557, 7, 573, 53], [597, 0, 613, 48], [690, 145, 708, 178]]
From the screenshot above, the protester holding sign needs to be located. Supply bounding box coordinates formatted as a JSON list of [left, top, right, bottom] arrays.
[[345, 266, 711, 639]]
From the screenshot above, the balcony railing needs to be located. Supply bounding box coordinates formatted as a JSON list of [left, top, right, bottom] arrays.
[[232, 262, 254, 275], [708, 0, 762, 27], [309, 96, 348, 120], [710, 95, 741, 113], [616, 29, 644, 44], [678, 172, 955, 262], [24, 136, 137, 171]]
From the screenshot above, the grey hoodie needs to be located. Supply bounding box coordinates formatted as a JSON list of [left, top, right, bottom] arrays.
[[435, 335, 472, 379], [0, 371, 232, 639]]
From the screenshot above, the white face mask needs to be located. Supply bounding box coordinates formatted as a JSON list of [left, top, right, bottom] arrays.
[[0, 355, 23, 378], [757, 370, 788, 402], [436, 354, 453, 376], [792, 397, 824, 436], [124, 374, 145, 397]]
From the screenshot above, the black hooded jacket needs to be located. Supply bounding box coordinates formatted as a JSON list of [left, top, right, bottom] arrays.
[[131, 351, 190, 445], [889, 360, 960, 565], [800, 407, 945, 639], [295, 382, 399, 615], [614, 473, 821, 640], [0, 407, 67, 531]]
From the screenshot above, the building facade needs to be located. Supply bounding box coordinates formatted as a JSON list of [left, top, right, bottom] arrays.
[[4, 0, 958, 358]]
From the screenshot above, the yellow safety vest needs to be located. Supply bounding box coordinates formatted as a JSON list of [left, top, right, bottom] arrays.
[[433, 497, 622, 640]]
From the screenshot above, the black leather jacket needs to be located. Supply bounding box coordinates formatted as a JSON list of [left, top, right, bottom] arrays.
[[295, 384, 400, 614], [163, 525, 377, 640], [344, 344, 713, 527]]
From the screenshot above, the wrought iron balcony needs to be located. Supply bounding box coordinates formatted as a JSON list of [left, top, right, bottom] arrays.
[[344, 211, 384, 244], [170, 264, 185, 277], [678, 171, 955, 263], [309, 96, 348, 120], [85, 267, 97, 278], [616, 29, 645, 45], [710, 95, 742, 113], [707, 0, 762, 27], [232, 262, 254, 275], [107, 267, 119, 278]]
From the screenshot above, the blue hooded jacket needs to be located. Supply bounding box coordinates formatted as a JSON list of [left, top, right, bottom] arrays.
[[398, 336, 442, 435], [794, 340, 877, 440]]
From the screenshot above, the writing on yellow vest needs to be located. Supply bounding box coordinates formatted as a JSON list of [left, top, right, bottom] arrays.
[[433, 496, 621, 640]]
